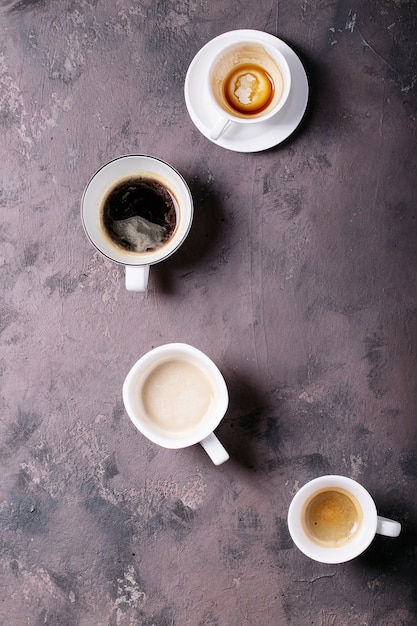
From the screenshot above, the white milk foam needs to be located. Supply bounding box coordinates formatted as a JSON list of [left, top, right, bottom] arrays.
[[109, 214, 166, 253], [140, 358, 214, 433]]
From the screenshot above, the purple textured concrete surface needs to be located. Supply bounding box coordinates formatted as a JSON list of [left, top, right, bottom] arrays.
[[0, 1, 416, 625]]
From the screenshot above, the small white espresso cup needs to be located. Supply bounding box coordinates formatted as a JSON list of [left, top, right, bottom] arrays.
[[122, 343, 230, 465], [81, 155, 193, 292], [207, 37, 291, 140], [287, 475, 401, 564]]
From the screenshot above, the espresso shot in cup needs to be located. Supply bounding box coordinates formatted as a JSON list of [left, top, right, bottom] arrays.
[[81, 155, 193, 291], [287, 475, 401, 564], [208, 40, 291, 140], [123, 343, 230, 465]]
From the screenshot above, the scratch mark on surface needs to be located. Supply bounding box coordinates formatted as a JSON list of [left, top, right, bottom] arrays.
[[293, 573, 336, 583], [357, 26, 402, 85], [402, 76, 417, 94], [345, 9, 357, 33], [371, 80, 386, 213]]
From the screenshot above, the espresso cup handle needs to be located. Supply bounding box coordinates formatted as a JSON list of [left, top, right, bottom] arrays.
[[209, 117, 232, 141], [125, 265, 150, 292], [199, 433, 229, 465], [376, 515, 401, 537]]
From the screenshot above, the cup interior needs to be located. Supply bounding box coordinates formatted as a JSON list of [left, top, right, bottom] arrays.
[[287, 475, 378, 563], [81, 155, 193, 267], [209, 40, 291, 122], [122, 343, 229, 449]]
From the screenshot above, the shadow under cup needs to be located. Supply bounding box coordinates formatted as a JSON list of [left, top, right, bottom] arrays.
[[81, 155, 193, 291]]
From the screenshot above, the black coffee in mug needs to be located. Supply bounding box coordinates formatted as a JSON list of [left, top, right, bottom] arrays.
[[101, 176, 178, 254]]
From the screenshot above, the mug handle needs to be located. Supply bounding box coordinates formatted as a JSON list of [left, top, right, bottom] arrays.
[[125, 265, 150, 292], [210, 117, 232, 141], [200, 433, 229, 465], [376, 515, 401, 537]]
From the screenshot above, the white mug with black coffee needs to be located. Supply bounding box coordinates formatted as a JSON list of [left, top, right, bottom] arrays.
[[287, 475, 401, 563], [123, 343, 230, 465], [207, 37, 291, 140], [81, 155, 193, 291]]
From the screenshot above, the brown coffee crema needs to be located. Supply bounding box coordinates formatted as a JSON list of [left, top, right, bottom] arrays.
[[100, 176, 178, 254], [210, 43, 285, 119], [302, 488, 363, 547]]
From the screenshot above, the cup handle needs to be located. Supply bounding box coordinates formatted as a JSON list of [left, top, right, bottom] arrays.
[[209, 117, 232, 141], [125, 265, 150, 291], [199, 432, 229, 465], [376, 515, 401, 537]]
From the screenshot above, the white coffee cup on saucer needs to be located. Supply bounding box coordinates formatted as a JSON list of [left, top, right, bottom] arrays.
[[207, 38, 291, 140], [81, 155, 193, 292], [122, 343, 230, 465], [287, 475, 401, 564]]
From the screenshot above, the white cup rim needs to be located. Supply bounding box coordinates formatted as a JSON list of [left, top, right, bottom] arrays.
[[122, 343, 229, 449], [81, 154, 193, 267], [207, 38, 292, 125], [287, 475, 378, 563]]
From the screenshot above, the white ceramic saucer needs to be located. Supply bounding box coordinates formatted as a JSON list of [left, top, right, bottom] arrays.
[[184, 29, 309, 153]]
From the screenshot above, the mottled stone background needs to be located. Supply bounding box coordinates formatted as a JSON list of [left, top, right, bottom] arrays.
[[0, 1, 416, 625]]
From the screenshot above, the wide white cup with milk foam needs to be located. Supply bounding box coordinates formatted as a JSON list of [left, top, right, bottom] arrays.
[[81, 155, 193, 292], [207, 36, 291, 140], [287, 475, 401, 563], [122, 343, 230, 465]]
